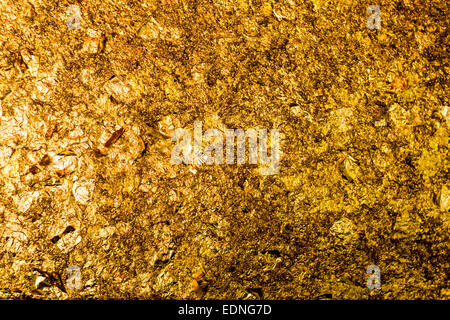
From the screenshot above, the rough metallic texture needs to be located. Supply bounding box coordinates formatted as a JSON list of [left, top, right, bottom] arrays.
[[0, 0, 448, 299]]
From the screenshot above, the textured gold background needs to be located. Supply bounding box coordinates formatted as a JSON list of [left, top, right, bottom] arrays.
[[0, 0, 448, 299]]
